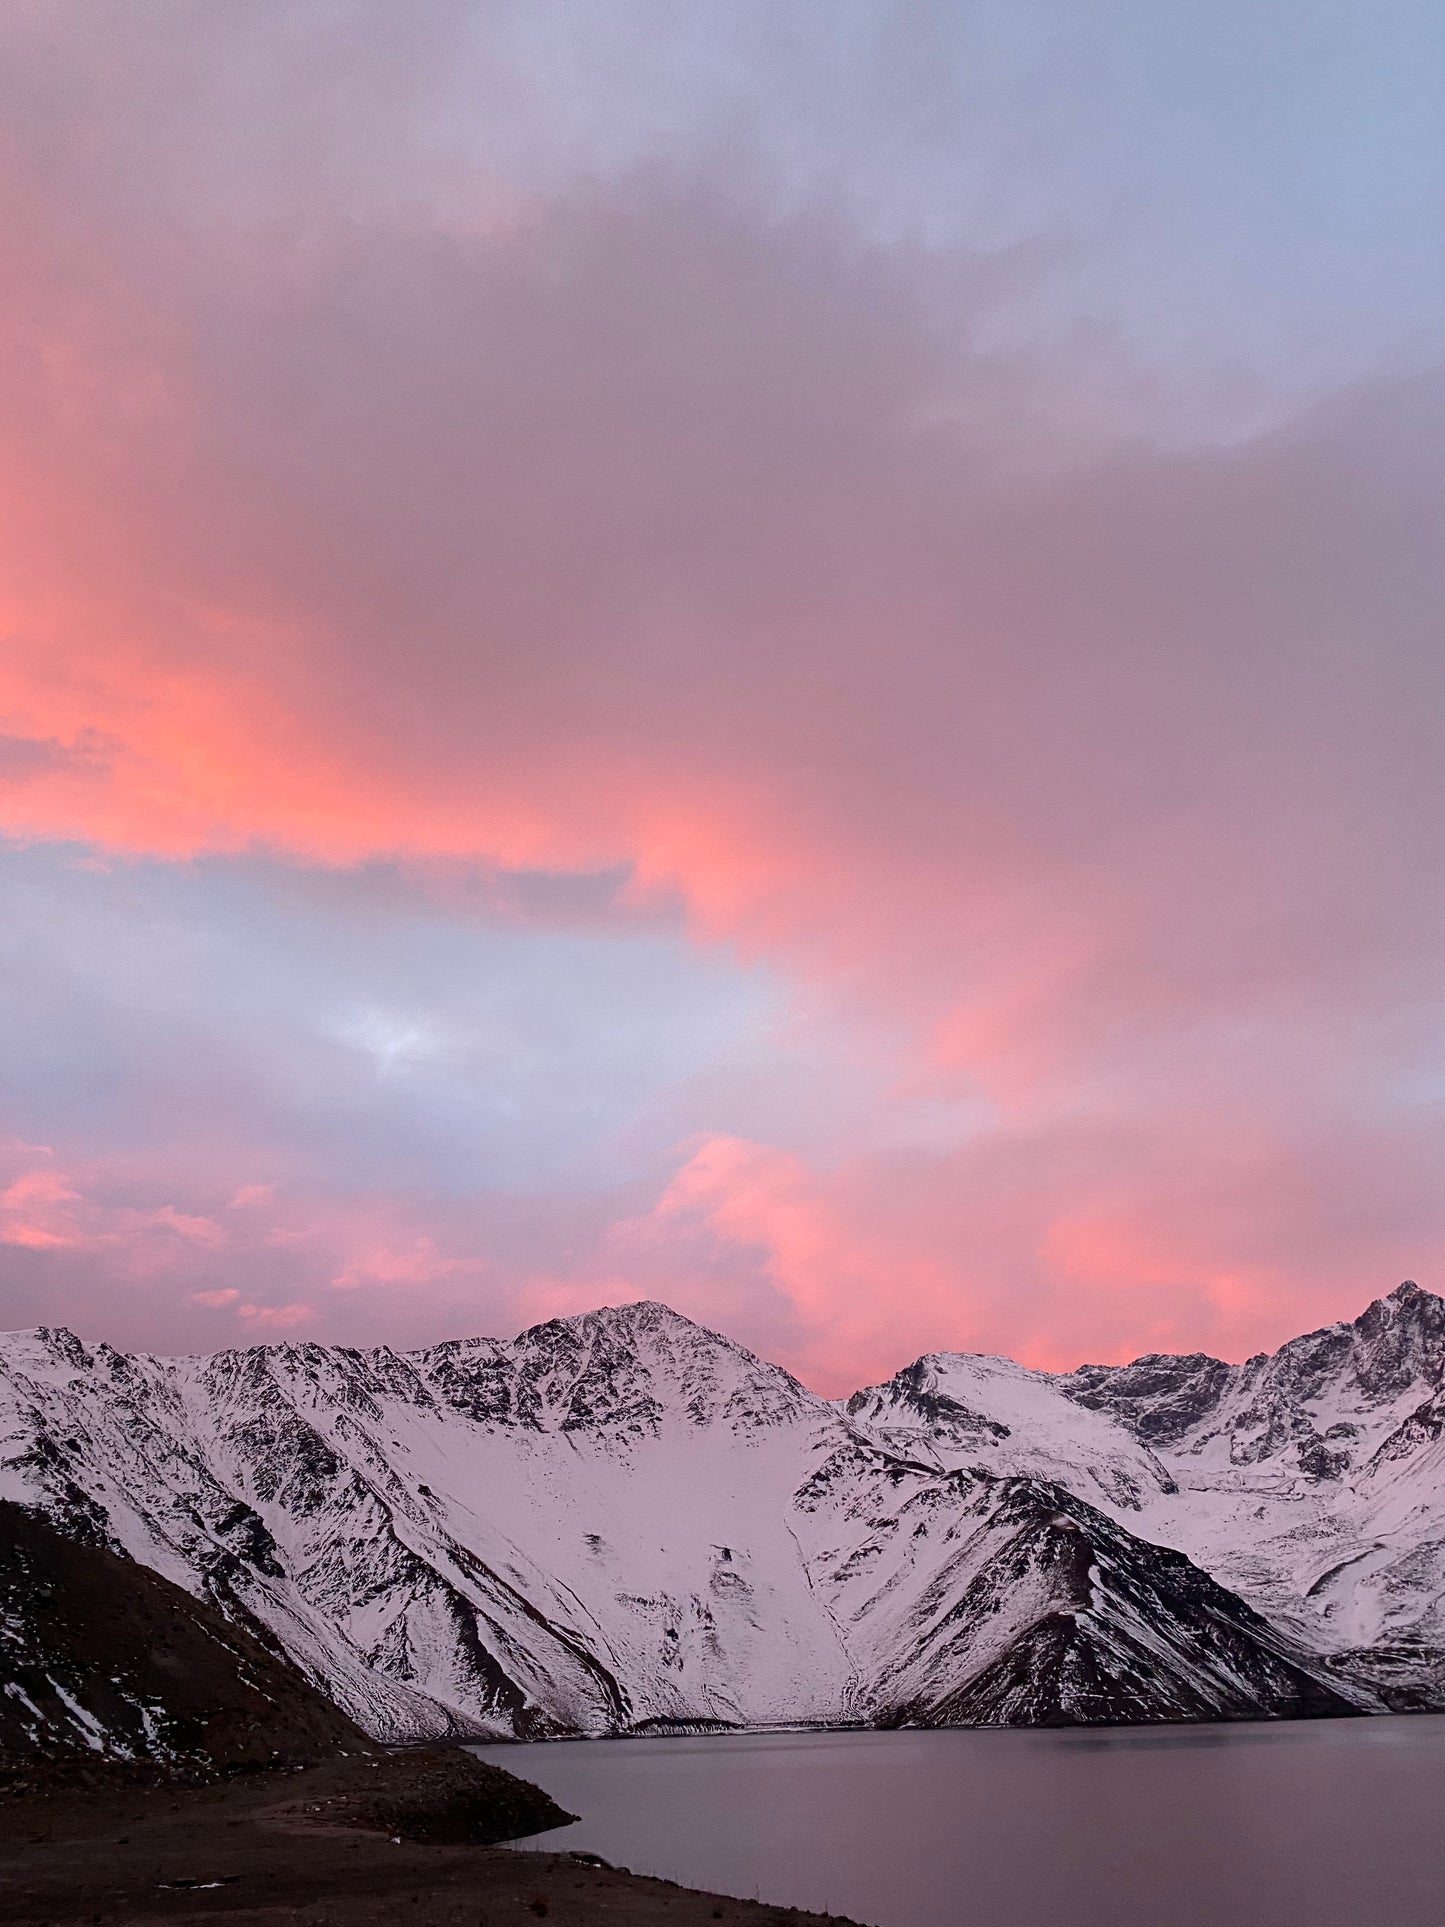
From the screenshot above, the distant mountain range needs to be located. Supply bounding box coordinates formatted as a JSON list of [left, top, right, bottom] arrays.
[[4, 1283, 1444, 1739]]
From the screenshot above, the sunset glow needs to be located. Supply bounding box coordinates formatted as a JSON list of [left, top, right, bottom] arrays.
[[3, 3, 1445, 1390]]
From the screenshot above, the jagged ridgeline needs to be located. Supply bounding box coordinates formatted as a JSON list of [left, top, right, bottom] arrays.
[[4, 1286, 1445, 1741]]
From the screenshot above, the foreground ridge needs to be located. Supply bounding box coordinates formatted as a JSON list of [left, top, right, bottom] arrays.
[[3, 1288, 1443, 1741], [0, 1499, 371, 1777]]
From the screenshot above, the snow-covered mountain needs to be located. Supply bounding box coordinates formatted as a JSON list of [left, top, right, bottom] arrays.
[[2, 1287, 1442, 1739]]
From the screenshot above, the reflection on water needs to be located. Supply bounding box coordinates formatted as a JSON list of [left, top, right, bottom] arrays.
[[472, 1716, 1445, 1927]]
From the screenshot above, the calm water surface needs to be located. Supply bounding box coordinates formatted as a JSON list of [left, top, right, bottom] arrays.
[[472, 1717, 1445, 1927]]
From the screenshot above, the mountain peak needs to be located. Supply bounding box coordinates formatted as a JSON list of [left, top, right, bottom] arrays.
[[420, 1298, 813, 1437], [1385, 1278, 1428, 1306], [521, 1299, 709, 1343], [1360, 1278, 1442, 1326], [0, 1325, 93, 1376]]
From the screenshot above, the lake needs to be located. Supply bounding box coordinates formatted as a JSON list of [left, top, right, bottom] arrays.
[[471, 1717, 1445, 1927]]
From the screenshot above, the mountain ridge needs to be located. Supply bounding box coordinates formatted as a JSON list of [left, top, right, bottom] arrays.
[[2, 1285, 1441, 1741]]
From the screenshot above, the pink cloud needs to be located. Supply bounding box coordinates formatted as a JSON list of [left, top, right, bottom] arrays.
[[331, 1237, 488, 1290], [603, 1135, 962, 1391], [227, 1185, 276, 1210], [0, 10, 1442, 1376], [235, 1301, 315, 1329], [0, 1153, 226, 1263], [0, 1114, 1435, 1387]]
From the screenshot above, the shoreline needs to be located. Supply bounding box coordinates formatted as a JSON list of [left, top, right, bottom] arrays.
[[468, 1700, 1436, 1747], [0, 1745, 863, 1927]]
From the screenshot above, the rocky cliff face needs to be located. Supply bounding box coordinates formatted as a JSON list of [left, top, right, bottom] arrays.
[[1062, 1280, 1445, 1475], [1054, 1280, 1445, 1690], [2, 1289, 1441, 1740]]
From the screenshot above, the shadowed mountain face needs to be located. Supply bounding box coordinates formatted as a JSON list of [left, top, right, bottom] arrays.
[[871, 1483, 1356, 1727], [1, 1290, 1441, 1740], [0, 1499, 371, 1774]]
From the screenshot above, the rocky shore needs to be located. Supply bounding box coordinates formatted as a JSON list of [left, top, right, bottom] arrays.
[[0, 1745, 861, 1926]]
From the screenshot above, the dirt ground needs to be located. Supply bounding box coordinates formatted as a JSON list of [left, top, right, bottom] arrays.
[[0, 1748, 861, 1927]]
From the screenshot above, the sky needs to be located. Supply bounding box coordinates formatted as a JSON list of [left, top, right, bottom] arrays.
[[3, 1, 1445, 1391]]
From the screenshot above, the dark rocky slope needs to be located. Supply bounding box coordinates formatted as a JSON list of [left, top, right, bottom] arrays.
[[0, 1499, 369, 1777], [874, 1482, 1360, 1727]]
